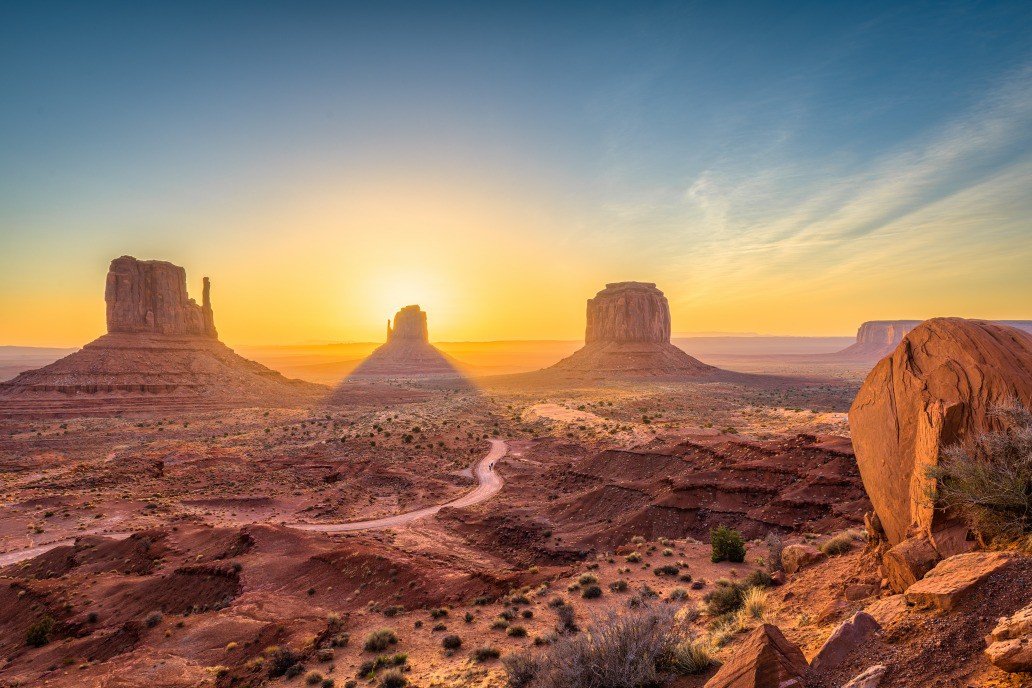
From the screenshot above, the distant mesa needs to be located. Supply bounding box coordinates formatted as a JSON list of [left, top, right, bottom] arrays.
[[831, 319, 1032, 362], [548, 281, 715, 378], [0, 256, 323, 415], [347, 305, 465, 379]]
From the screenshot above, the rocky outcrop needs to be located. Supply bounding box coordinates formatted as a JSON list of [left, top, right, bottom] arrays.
[[386, 305, 429, 342], [106, 256, 216, 337], [548, 282, 714, 378], [848, 318, 1032, 552], [585, 282, 671, 344], [704, 623, 807, 688], [348, 306, 464, 379], [781, 544, 826, 574], [985, 602, 1032, 673]]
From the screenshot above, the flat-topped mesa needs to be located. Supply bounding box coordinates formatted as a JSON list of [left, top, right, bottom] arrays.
[[586, 282, 671, 344], [854, 320, 922, 348], [387, 305, 429, 343], [105, 256, 216, 337]]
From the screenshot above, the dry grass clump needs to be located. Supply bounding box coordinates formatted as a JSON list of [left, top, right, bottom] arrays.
[[818, 531, 858, 556], [928, 401, 1032, 546]]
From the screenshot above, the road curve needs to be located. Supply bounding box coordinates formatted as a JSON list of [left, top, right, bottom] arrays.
[[0, 439, 508, 566], [295, 437, 507, 532]]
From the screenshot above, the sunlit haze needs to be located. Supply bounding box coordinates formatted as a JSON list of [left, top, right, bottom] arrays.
[[2, 1, 1031, 346]]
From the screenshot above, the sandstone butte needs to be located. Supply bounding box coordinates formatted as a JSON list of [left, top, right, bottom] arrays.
[[549, 281, 714, 377], [347, 305, 464, 378], [848, 318, 1032, 556], [0, 255, 324, 413]]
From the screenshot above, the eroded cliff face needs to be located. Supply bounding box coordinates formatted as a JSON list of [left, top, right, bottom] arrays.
[[585, 282, 671, 344], [848, 318, 1032, 553], [854, 321, 922, 348], [387, 305, 429, 342], [105, 256, 216, 337]]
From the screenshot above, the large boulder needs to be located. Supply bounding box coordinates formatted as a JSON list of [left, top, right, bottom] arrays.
[[903, 551, 1016, 611], [809, 611, 881, 673], [704, 623, 807, 688], [881, 536, 940, 594], [848, 318, 1032, 552], [781, 544, 825, 574], [984, 601, 1032, 673]]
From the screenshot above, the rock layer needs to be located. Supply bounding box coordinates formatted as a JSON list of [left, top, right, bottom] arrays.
[[848, 318, 1032, 550], [832, 319, 1032, 361], [106, 256, 216, 337], [549, 282, 713, 378]]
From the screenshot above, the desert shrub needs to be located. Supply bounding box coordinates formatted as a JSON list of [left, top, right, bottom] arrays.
[[625, 552, 642, 563], [285, 663, 305, 679], [321, 680, 335, 688], [473, 645, 501, 662], [554, 604, 578, 634], [710, 526, 745, 563], [662, 548, 673, 556], [819, 532, 856, 556], [608, 579, 628, 592], [504, 604, 680, 688], [548, 597, 566, 608], [305, 670, 325, 685], [267, 647, 301, 677], [653, 564, 680, 576], [507, 625, 529, 637], [442, 634, 462, 650], [663, 638, 714, 674], [363, 628, 398, 653], [26, 615, 55, 647], [745, 569, 774, 588], [429, 607, 448, 619], [577, 573, 597, 586], [522, 609, 534, 619], [667, 588, 689, 601], [627, 584, 659, 608], [581, 585, 603, 599], [383, 605, 405, 618], [703, 582, 746, 616], [464, 611, 475, 623], [492, 617, 511, 630], [927, 401, 1032, 544], [144, 611, 163, 628], [503, 652, 542, 688], [378, 669, 407, 688]]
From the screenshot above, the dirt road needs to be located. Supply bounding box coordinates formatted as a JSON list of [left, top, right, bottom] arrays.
[[0, 439, 508, 566]]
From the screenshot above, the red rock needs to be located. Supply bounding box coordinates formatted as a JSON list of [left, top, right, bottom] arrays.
[[848, 318, 1032, 551], [864, 595, 907, 626], [809, 611, 881, 672], [781, 544, 825, 574], [549, 282, 714, 378], [387, 304, 429, 342], [843, 583, 879, 601], [881, 536, 940, 594], [985, 637, 1032, 673], [106, 255, 216, 337], [841, 665, 889, 688], [703, 623, 808, 688], [903, 551, 1016, 611], [988, 602, 1032, 642]]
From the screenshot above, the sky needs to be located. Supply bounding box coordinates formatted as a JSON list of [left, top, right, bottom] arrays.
[[2, 0, 1031, 346]]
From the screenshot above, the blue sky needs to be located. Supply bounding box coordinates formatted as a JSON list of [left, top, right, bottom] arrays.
[[2, 1, 1031, 344]]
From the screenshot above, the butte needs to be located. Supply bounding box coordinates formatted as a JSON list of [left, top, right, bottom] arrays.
[[0, 256, 325, 416], [546, 281, 715, 379], [347, 305, 464, 379]]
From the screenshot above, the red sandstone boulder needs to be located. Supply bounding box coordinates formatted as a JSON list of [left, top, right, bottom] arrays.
[[881, 535, 940, 594], [984, 601, 1032, 673], [848, 318, 1032, 553], [704, 623, 807, 688], [781, 544, 825, 574], [903, 551, 1016, 611], [809, 611, 881, 672]]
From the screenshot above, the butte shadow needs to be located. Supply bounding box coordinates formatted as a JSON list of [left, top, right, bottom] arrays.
[[0, 256, 326, 417], [325, 305, 478, 407]]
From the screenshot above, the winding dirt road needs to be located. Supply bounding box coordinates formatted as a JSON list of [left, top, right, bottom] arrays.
[[0, 439, 508, 566]]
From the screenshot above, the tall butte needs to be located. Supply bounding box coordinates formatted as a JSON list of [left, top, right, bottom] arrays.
[[548, 281, 714, 378], [0, 256, 323, 415], [349, 305, 463, 378]]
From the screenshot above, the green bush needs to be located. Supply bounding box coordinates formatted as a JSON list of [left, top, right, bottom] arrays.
[[473, 645, 501, 662], [442, 634, 462, 650], [745, 569, 774, 588], [710, 526, 746, 563], [363, 628, 398, 653], [26, 615, 55, 647], [703, 582, 746, 616], [581, 585, 603, 599]]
